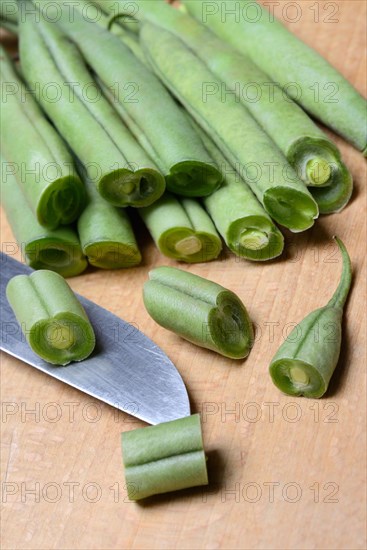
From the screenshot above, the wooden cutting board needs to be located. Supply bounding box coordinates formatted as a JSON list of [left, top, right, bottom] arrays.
[[1, 2, 366, 548]]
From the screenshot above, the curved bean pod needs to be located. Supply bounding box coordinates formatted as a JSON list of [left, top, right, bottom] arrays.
[[269, 237, 352, 398], [75, 0, 145, 61]]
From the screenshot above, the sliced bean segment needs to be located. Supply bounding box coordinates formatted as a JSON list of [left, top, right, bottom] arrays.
[[1, 155, 87, 278], [0, 46, 85, 229], [6, 270, 95, 365], [139, 193, 222, 263], [122, 414, 208, 500], [269, 238, 352, 398], [144, 267, 253, 359]]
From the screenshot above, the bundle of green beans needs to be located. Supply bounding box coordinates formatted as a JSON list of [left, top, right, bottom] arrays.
[[1, 0, 359, 271], [1, 2, 358, 499], [18, 5, 165, 209], [1, 155, 88, 277], [138, 22, 319, 233], [0, 46, 86, 229], [183, 0, 367, 155], [114, 0, 352, 214], [33, 0, 223, 198]]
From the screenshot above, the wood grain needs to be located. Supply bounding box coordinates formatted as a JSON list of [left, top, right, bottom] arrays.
[[1, 2, 366, 548]]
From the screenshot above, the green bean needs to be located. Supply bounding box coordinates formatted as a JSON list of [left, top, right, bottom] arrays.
[[139, 193, 222, 263], [109, 24, 146, 64], [198, 129, 284, 261], [2, 0, 143, 58], [0, 0, 18, 25], [122, 414, 208, 500], [144, 267, 253, 359], [0, 46, 86, 229], [40, 1, 223, 198], [6, 270, 96, 365], [97, 79, 161, 168], [1, 155, 87, 278], [122, 0, 352, 214], [77, 167, 142, 269], [18, 7, 165, 208], [183, 0, 367, 155], [75, 0, 146, 62], [139, 22, 318, 232], [269, 237, 352, 398], [57, 0, 177, 172]]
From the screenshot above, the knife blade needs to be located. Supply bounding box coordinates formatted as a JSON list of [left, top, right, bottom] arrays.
[[0, 253, 190, 425]]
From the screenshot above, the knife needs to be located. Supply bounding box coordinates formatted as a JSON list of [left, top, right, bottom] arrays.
[[0, 252, 190, 425]]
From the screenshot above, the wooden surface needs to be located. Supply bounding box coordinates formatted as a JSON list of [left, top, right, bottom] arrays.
[[1, 2, 366, 548]]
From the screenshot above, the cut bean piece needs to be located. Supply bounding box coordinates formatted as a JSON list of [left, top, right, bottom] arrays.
[[6, 270, 96, 365], [144, 267, 253, 359], [122, 414, 208, 500], [139, 194, 222, 263]]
